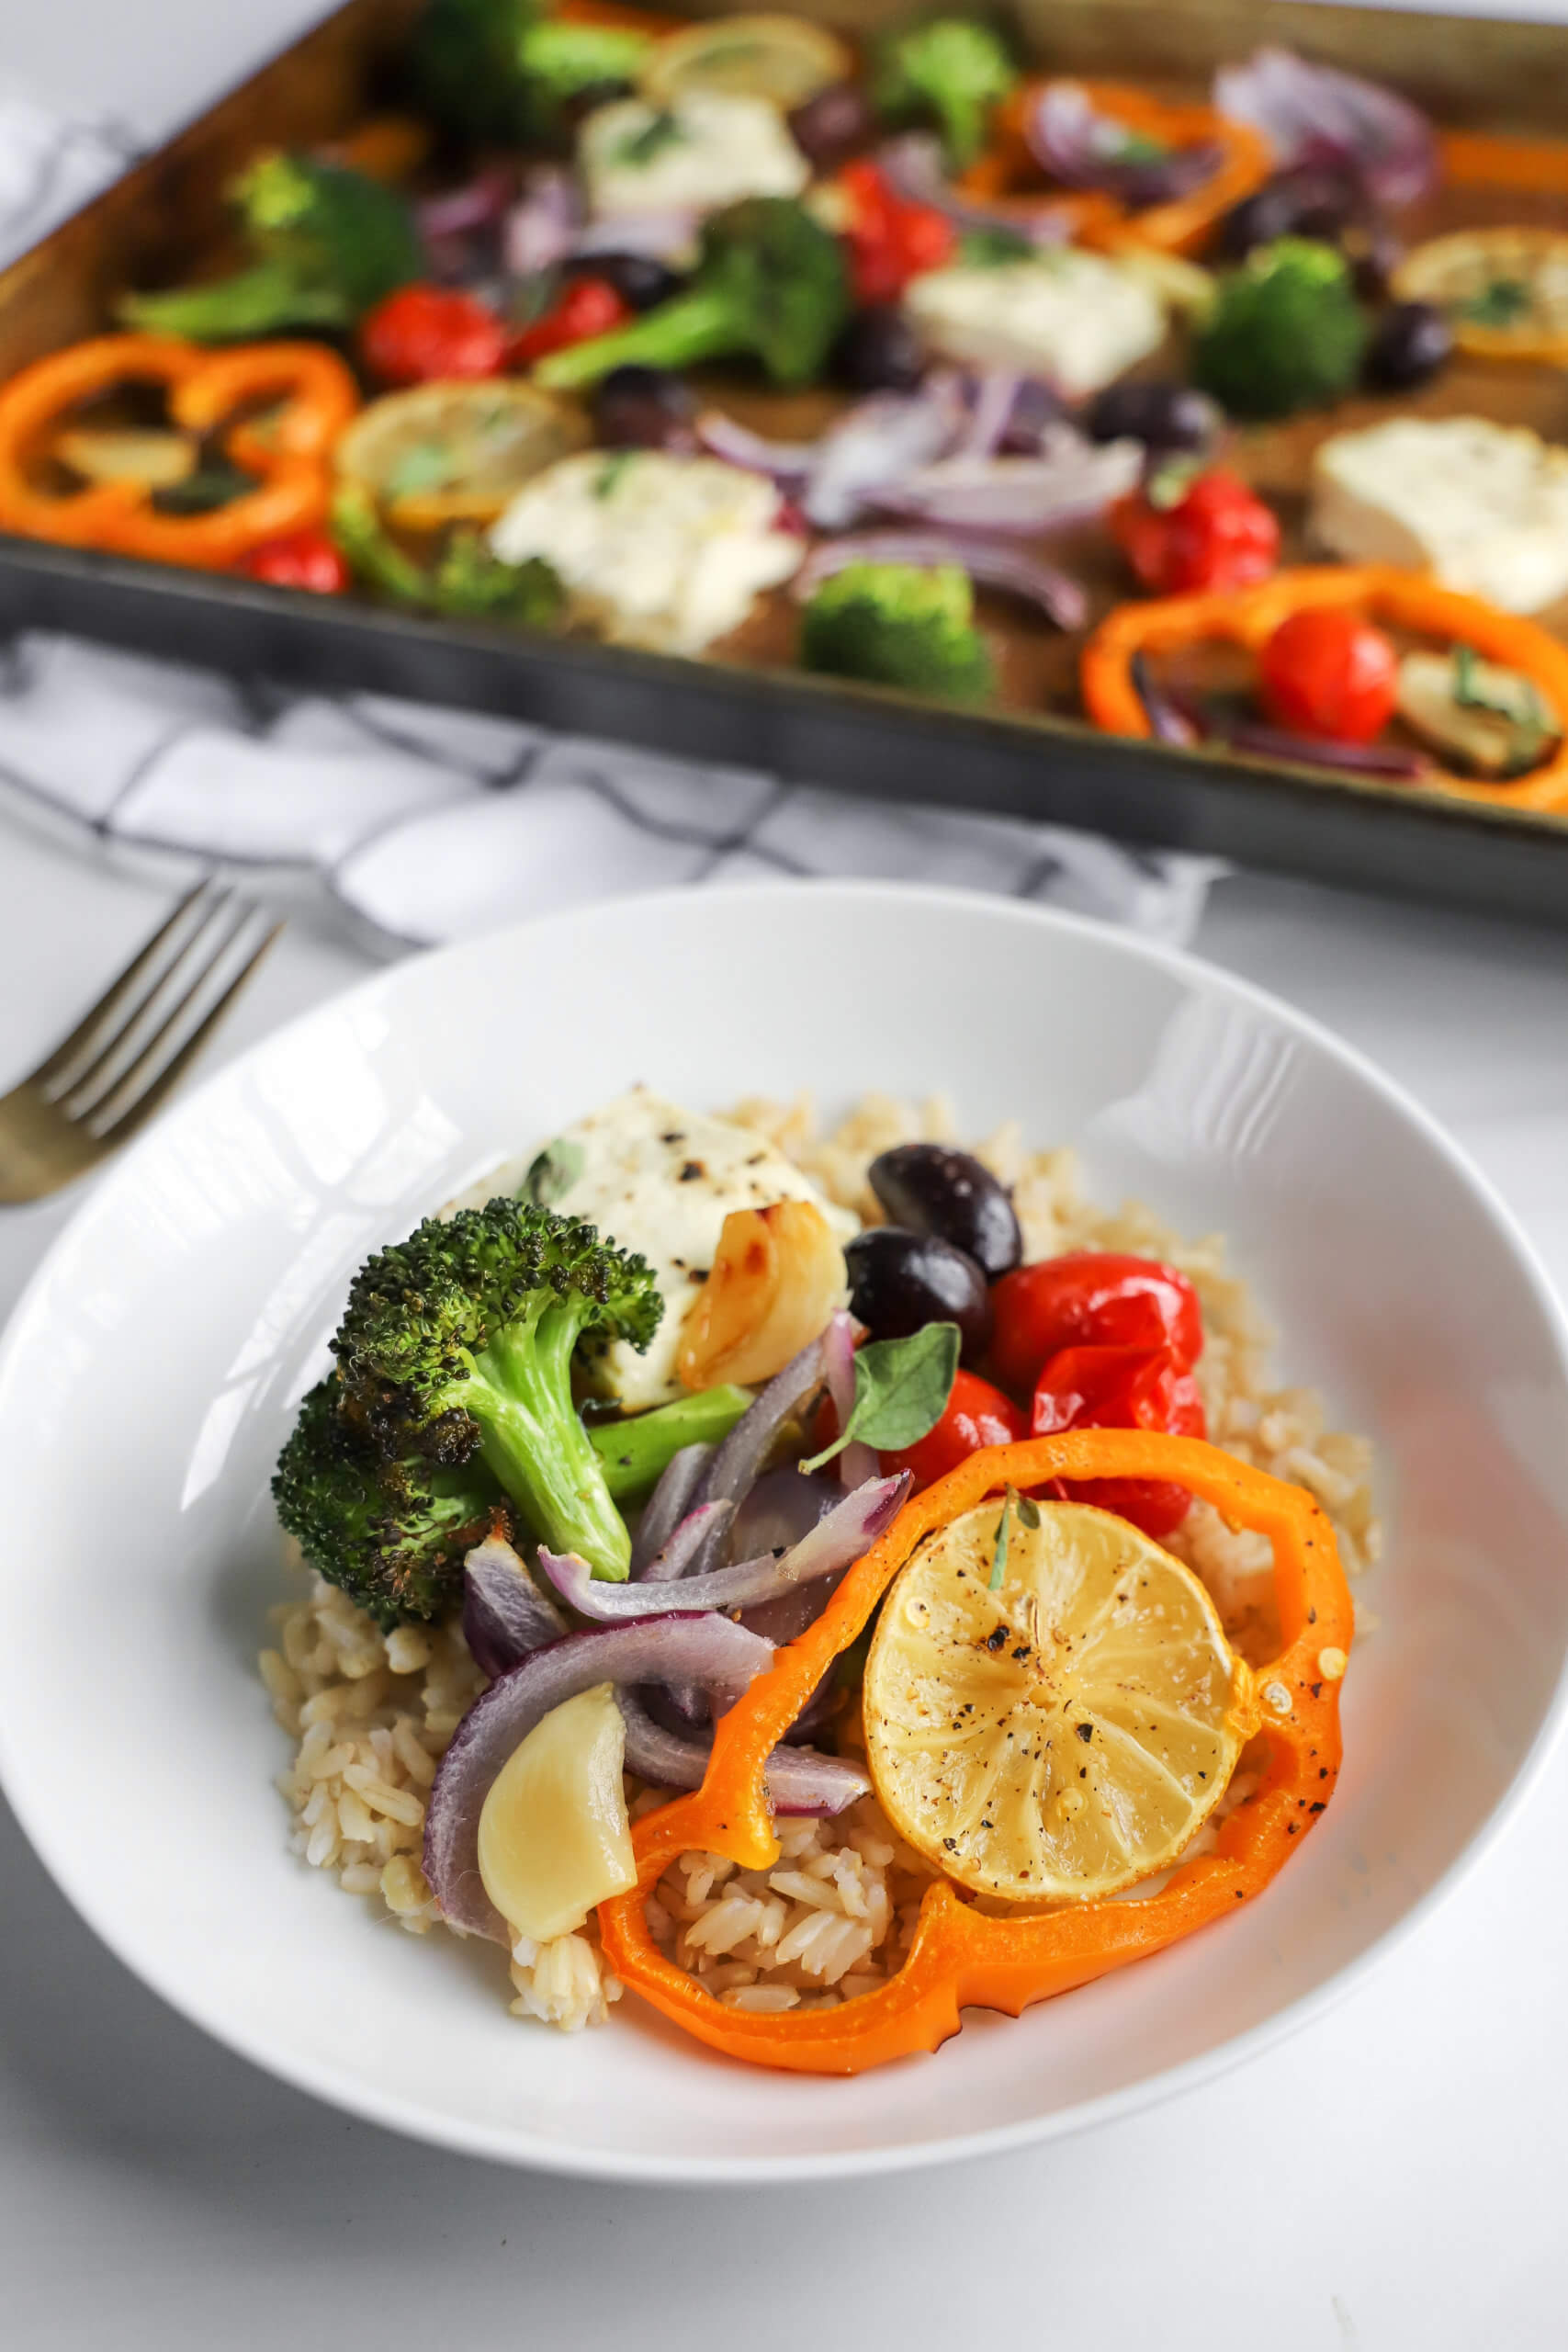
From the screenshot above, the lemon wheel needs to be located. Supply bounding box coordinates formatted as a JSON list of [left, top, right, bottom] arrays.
[[638, 14, 852, 111], [1392, 227, 1568, 362], [863, 1498, 1253, 1905]]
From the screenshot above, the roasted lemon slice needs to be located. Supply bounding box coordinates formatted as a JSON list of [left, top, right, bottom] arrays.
[[863, 1498, 1252, 1904], [1392, 227, 1568, 361], [639, 14, 851, 111]]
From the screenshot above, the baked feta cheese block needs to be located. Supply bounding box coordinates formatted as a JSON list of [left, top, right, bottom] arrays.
[[1310, 416, 1568, 615], [578, 89, 808, 220], [903, 251, 1167, 398], [490, 451, 804, 654], [519, 1088, 857, 1408]]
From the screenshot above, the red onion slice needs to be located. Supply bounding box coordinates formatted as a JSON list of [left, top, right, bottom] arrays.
[[1025, 83, 1224, 208], [641, 1498, 735, 1585], [821, 1310, 878, 1489], [1131, 651, 1201, 748], [803, 379, 969, 532], [1214, 719, 1430, 780], [425, 1612, 773, 1939], [419, 166, 517, 244], [615, 1691, 870, 1816], [697, 1326, 832, 1510], [872, 432, 1142, 537], [538, 1474, 908, 1622], [695, 411, 818, 488], [955, 370, 1023, 461], [630, 1441, 714, 1577], [463, 1534, 570, 1679], [1213, 47, 1438, 209], [502, 167, 584, 277], [878, 133, 1073, 246], [795, 529, 1088, 632]]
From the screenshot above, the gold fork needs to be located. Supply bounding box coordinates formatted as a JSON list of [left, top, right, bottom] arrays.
[[0, 880, 283, 1204]]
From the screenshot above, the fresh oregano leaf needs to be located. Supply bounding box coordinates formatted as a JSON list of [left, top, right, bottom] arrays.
[[524, 1137, 586, 1206], [799, 1321, 961, 1472], [988, 1486, 1016, 1591]]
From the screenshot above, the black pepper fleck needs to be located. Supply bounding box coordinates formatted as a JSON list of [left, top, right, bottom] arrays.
[[679, 1160, 705, 1182], [1076, 1722, 1093, 1744], [986, 1625, 1009, 1653]]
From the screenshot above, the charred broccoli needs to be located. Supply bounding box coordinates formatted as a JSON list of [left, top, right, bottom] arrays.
[[326, 1197, 661, 1585], [873, 17, 1018, 172], [272, 1378, 502, 1629], [533, 197, 851, 390], [331, 483, 565, 627], [120, 153, 422, 341], [800, 561, 993, 700], [413, 0, 649, 145], [1193, 237, 1366, 420]]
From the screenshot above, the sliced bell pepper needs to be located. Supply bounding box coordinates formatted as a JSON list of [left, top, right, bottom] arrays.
[[597, 1426, 1353, 2075], [1081, 564, 1568, 811], [958, 82, 1269, 258], [0, 334, 358, 571]]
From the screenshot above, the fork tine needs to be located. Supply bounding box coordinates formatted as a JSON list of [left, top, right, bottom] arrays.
[[92, 922, 284, 1148], [34, 878, 222, 1089], [73, 906, 274, 1125], [61, 893, 251, 1118]]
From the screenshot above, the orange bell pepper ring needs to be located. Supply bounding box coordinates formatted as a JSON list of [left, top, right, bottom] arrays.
[[958, 82, 1269, 258], [0, 334, 359, 571], [1081, 563, 1568, 813], [598, 1429, 1353, 2075]]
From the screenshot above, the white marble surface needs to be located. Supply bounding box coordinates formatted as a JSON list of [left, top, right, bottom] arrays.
[[5, 3, 1568, 2343]]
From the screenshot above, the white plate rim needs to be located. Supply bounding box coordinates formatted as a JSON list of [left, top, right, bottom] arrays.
[[3, 878, 1567, 2185]]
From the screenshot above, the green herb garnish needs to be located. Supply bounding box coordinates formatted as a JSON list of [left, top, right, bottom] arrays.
[[593, 450, 637, 501], [524, 1137, 586, 1206], [956, 226, 1032, 267], [150, 463, 257, 515], [382, 440, 457, 499], [1459, 277, 1532, 329], [1450, 642, 1555, 774], [612, 108, 688, 168], [799, 1322, 961, 1472]]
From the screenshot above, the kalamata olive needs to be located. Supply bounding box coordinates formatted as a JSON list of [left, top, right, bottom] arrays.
[[1216, 167, 1357, 262], [868, 1143, 1022, 1279], [1085, 380, 1220, 456], [787, 81, 875, 172], [845, 1227, 993, 1363], [1361, 300, 1452, 391], [562, 251, 682, 312], [832, 304, 927, 392], [592, 365, 697, 450]]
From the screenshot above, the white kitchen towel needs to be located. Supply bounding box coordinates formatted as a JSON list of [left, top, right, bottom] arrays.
[[0, 104, 1219, 950]]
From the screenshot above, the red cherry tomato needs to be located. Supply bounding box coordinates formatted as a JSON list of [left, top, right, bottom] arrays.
[[1111, 469, 1280, 596], [240, 529, 350, 594], [839, 159, 956, 305], [358, 284, 509, 387], [988, 1251, 1203, 1397], [1258, 606, 1401, 744], [509, 276, 632, 367], [879, 1368, 1026, 1489], [1031, 1342, 1207, 1539]]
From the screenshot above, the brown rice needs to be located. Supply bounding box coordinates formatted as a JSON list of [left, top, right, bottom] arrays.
[[261, 1090, 1379, 2034]]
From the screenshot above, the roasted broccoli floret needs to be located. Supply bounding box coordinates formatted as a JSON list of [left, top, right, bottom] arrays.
[[329, 1197, 661, 1584], [120, 153, 422, 341], [800, 561, 993, 700], [273, 1378, 502, 1629], [872, 17, 1018, 172], [1193, 237, 1366, 420], [331, 483, 565, 627], [533, 196, 851, 390], [413, 0, 649, 145]]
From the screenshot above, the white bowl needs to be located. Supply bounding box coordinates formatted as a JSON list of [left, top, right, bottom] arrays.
[[2, 882, 1565, 2184]]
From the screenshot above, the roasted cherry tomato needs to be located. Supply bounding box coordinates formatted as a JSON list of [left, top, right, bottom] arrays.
[[1031, 1342, 1207, 1538], [989, 1250, 1203, 1396], [879, 1368, 1026, 1488], [839, 159, 956, 305], [240, 528, 350, 594], [509, 277, 633, 367], [359, 285, 509, 387], [1111, 468, 1280, 596], [1258, 605, 1401, 743]]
